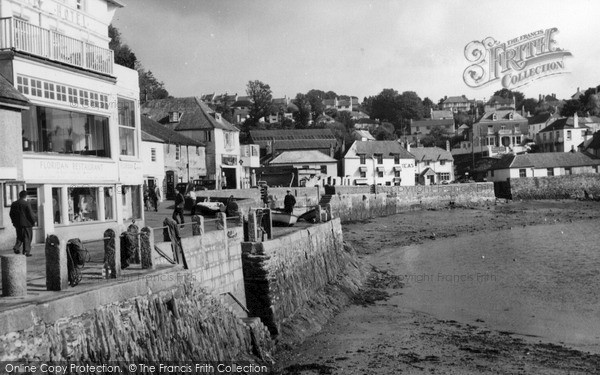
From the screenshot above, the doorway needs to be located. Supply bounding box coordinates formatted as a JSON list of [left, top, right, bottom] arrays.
[[222, 167, 237, 190]]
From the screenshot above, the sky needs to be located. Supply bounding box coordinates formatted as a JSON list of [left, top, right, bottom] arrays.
[[112, 0, 600, 103]]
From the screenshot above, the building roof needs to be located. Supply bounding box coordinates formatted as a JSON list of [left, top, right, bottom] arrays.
[[539, 117, 589, 133], [270, 150, 337, 164], [571, 88, 584, 100], [141, 130, 164, 143], [409, 147, 454, 161], [350, 141, 414, 159], [584, 132, 600, 150], [250, 129, 337, 142], [411, 118, 454, 127], [487, 95, 514, 107], [141, 116, 204, 146], [431, 109, 454, 119], [527, 112, 555, 125], [141, 97, 238, 132], [490, 152, 600, 170], [443, 96, 470, 104], [352, 130, 375, 141], [478, 109, 526, 122], [0, 74, 29, 107]]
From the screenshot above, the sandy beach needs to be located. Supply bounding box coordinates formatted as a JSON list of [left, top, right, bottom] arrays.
[[275, 200, 600, 374]]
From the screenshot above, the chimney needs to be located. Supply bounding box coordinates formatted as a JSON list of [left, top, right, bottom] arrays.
[[446, 140, 450, 152], [406, 142, 411, 153]]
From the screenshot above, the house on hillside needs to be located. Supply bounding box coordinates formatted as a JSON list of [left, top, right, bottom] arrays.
[[487, 152, 600, 182], [249, 129, 339, 159], [528, 112, 557, 141], [141, 97, 241, 189], [410, 146, 454, 185], [440, 96, 471, 112], [571, 87, 585, 101], [141, 116, 206, 199], [0, 0, 143, 243], [343, 141, 415, 186], [472, 109, 529, 152], [484, 96, 515, 111], [410, 118, 455, 144], [536, 114, 597, 153]]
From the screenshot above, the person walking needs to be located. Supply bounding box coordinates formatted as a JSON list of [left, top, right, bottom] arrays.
[[153, 186, 161, 212], [173, 190, 185, 224], [10, 190, 37, 257], [283, 190, 296, 214]]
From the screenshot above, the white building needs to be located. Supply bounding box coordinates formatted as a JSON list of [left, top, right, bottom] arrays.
[[410, 146, 454, 185], [141, 131, 165, 201], [343, 141, 415, 186], [0, 0, 143, 243], [487, 152, 600, 182], [268, 150, 338, 187], [537, 114, 598, 153]]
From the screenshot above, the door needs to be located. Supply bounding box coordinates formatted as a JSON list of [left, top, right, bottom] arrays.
[[222, 167, 237, 189], [166, 171, 176, 200]]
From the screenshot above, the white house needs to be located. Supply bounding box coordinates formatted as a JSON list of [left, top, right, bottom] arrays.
[[537, 114, 598, 153], [0, 0, 143, 243], [487, 152, 600, 182], [141, 130, 165, 200], [268, 150, 338, 187], [343, 141, 415, 186], [410, 146, 454, 185]]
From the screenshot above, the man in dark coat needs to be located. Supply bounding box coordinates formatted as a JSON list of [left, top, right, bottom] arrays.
[[283, 190, 296, 214], [10, 190, 37, 256], [173, 190, 185, 224]]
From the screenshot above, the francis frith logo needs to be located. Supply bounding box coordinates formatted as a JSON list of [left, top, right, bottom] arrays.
[[463, 27, 572, 89]]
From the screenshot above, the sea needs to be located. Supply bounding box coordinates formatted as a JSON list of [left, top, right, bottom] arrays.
[[377, 221, 600, 354]]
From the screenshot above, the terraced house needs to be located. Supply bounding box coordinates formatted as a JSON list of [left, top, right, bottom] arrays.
[[0, 0, 143, 244]]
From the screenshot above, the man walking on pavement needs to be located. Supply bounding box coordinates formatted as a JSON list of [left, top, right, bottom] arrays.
[[173, 189, 185, 224], [153, 185, 161, 212], [10, 190, 37, 257]]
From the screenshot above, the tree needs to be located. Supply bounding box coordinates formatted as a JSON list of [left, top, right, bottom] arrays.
[[137, 67, 170, 103], [421, 127, 450, 148], [373, 122, 396, 140], [246, 80, 273, 129], [398, 91, 425, 121], [215, 102, 234, 124], [337, 111, 354, 130], [293, 93, 311, 128], [492, 89, 524, 109], [422, 97, 435, 117], [306, 89, 325, 120], [521, 98, 538, 115], [561, 99, 583, 117], [109, 24, 137, 69]]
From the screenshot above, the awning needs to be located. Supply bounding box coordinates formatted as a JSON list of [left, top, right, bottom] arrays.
[[354, 178, 368, 185], [376, 166, 385, 172], [393, 166, 402, 171], [359, 166, 368, 172]]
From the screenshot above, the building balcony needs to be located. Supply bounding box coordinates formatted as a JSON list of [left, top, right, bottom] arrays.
[[0, 17, 113, 76]]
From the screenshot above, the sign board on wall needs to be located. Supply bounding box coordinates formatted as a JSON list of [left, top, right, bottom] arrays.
[[23, 159, 118, 182]]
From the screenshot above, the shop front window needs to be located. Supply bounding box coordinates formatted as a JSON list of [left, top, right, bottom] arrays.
[[69, 187, 98, 223], [122, 185, 141, 221], [52, 188, 62, 224], [21, 105, 110, 156]]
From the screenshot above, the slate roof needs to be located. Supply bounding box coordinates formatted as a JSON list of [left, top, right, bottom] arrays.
[[141, 130, 163, 143], [443, 96, 470, 104], [141, 97, 238, 132], [584, 132, 600, 150], [250, 129, 337, 141], [431, 110, 454, 119], [411, 118, 454, 127], [270, 150, 337, 164], [0, 73, 29, 107], [141, 116, 204, 146], [479, 110, 526, 122], [352, 130, 375, 140], [527, 112, 555, 125], [539, 117, 589, 133], [350, 141, 414, 159], [409, 147, 454, 161], [490, 152, 600, 170]]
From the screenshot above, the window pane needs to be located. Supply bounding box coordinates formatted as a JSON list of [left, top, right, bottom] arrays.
[[68, 187, 98, 222], [118, 98, 135, 127], [52, 187, 62, 224], [119, 127, 136, 156], [104, 187, 114, 220], [122, 185, 141, 221]]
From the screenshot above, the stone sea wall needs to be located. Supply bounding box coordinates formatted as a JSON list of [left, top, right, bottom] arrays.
[[241, 219, 365, 345], [329, 183, 495, 222], [509, 174, 600, 200], [0, 281, 272, 363]]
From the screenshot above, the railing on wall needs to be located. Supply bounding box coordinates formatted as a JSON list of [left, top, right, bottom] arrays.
[[0, 17, 114, 76]]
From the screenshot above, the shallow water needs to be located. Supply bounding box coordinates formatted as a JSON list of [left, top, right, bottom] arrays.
[[377, 221, 600, 354]]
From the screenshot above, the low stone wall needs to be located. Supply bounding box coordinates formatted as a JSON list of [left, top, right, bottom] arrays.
[[241, 219, 364, 345], [195, 187, 323, 208], [0, 280, 272, 363], [509, 174, 600, 200], [329, 183, 495, 222]]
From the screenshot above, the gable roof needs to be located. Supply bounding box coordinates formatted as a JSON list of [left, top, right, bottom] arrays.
[[539, 117, 590, 133], [270, 150, 337, 164], [490, 152, 600, 170], [350, 141, 414, 159], [141, 116, 204, 146], [478, 109, 526, 122], [141, 97, 239, 132], [409, 147, 454, 161], [431, 110, 454, 119], [527, 112, 555, 125], [0, 73, 29, 107]]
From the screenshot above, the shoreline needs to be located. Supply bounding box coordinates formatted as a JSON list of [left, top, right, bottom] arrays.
[[275, 200, 600, 374]]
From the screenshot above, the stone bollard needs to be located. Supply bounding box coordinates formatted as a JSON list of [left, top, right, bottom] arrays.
[[235, 209, 244, 227], [315, 205, 322, 223], [1, 254, 27, 296], [216, 212, 227, 231], [262, 208, 273, 240], [140, 227, 154, 270], [45, 235, 68, 291], [247, 210, 258, 242], [103, 229, 121, 278], [192, 215, 204, 236], [127, 223, 140, 264]]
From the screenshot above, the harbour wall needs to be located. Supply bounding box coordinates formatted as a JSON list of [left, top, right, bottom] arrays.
[[506, 175, 600, 200]]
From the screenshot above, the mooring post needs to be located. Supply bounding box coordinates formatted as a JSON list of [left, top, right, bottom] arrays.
[[45, 234, 68, 291], [262, 208, 273, 240], [192, 215, 204, 236], [104, 228, 121, 278], [1, 254, 27, 296], [247, 210, 258, 242], [216, 212, 227, 231], [127, 223, 140, 264], [140, 227, 155, 270]]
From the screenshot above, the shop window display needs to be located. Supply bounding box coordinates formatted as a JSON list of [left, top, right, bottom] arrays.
[[69, 187, 98, 222]]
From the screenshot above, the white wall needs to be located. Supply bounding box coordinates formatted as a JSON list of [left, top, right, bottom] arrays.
[[344, 156, 415, 186], [142, 140, 165, 200]]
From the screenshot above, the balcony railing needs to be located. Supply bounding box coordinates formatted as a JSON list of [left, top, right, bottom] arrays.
[[0, 17, 113, 76]]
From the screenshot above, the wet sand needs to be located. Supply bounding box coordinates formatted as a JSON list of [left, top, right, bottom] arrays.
[[275, 200, 600, 374]]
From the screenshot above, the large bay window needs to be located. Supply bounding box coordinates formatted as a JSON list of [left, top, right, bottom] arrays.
[[118, 98, 137, 156], [21, 105, 110, 156]]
